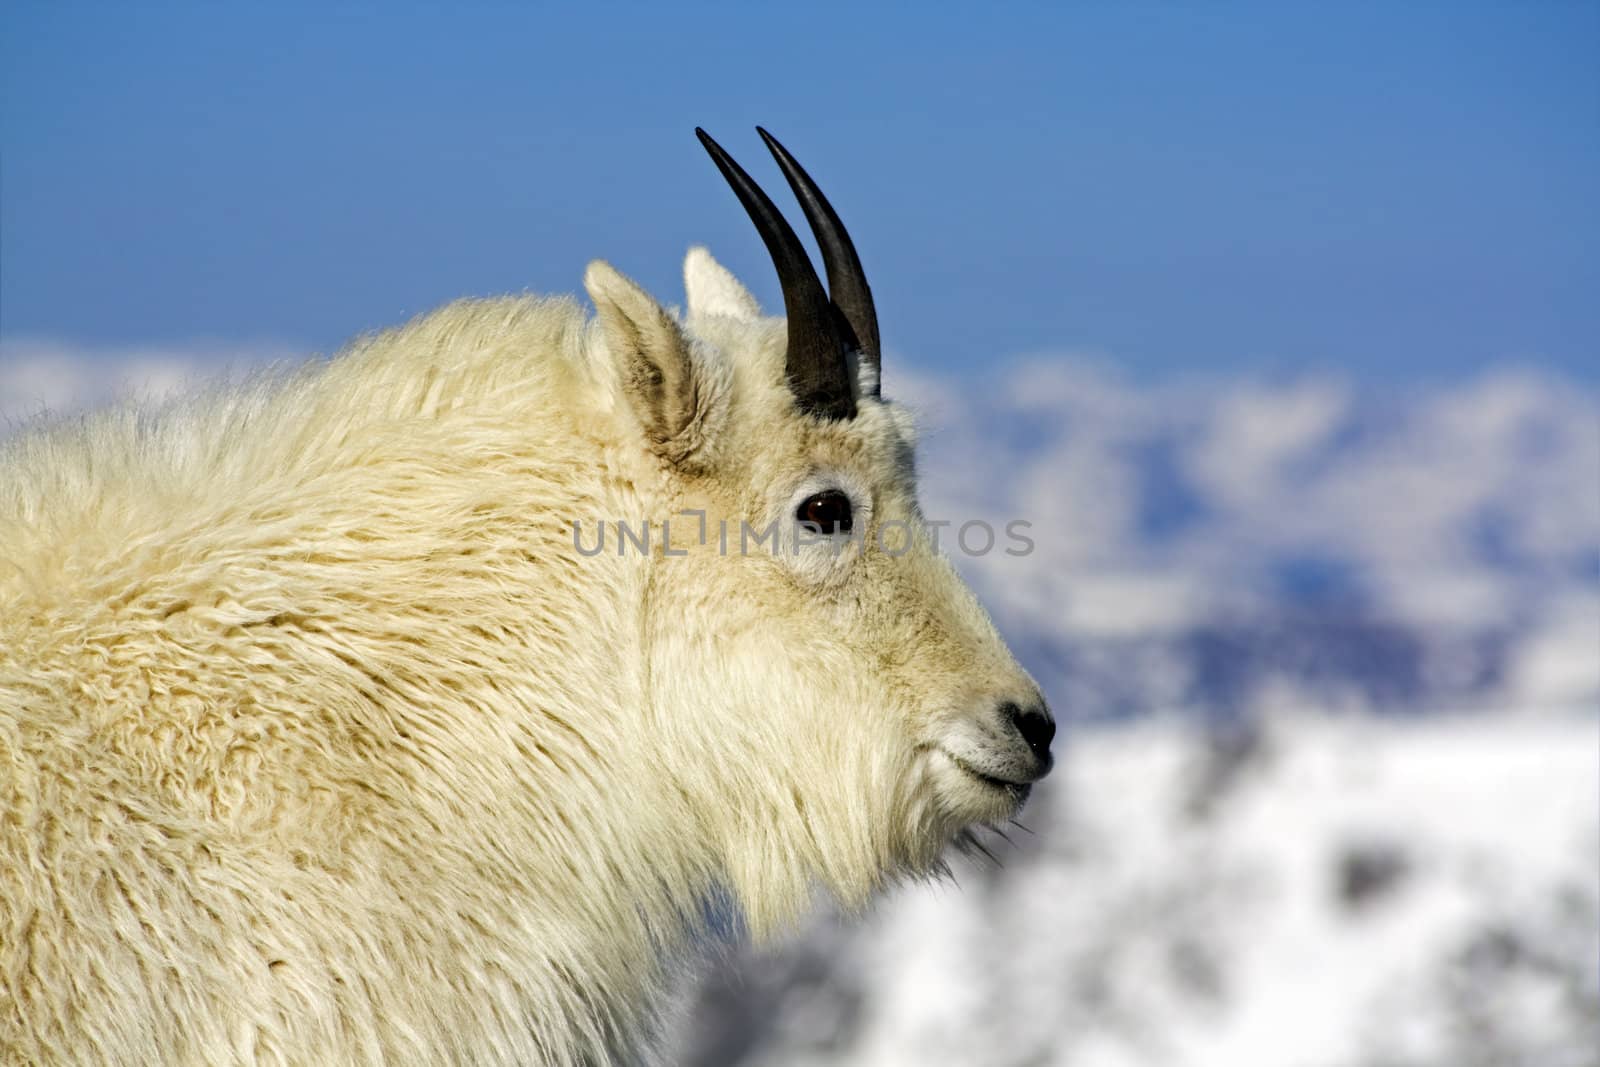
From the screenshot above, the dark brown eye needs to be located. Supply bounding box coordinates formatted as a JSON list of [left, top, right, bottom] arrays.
[[797, 490, 853, 535]]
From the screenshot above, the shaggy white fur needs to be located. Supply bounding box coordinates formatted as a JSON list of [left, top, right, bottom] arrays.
[[0, 249, 1047, 1065]]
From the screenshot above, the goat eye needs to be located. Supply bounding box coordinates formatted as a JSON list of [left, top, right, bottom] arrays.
[[797, 490, 853, 535]]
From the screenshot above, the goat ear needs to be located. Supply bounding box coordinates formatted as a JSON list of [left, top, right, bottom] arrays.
[[586, 260, 725, 466], [684, 246, 762, 322]]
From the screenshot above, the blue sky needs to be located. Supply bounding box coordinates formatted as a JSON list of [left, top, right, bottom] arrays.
[[2, 2, 1595, 383]]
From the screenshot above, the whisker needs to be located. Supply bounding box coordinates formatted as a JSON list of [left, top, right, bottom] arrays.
[[967, 836, 1002, 868]]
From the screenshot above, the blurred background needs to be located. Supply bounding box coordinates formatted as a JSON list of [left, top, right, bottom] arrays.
[[3, 3, 1596, 1064]]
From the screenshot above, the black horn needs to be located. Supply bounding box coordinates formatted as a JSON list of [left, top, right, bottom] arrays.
[[695, 128, 856, 420], [757, 127, 881, 395]]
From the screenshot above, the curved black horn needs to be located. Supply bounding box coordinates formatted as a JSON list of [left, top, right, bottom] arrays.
[[757, 127, 881, 395], [695, 128, 856, 421]]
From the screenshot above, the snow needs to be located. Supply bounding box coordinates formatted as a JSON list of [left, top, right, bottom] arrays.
[[1505, 595, 1600, 710], [678, 714, 1599, 1067], [0, 338, 297, 427]]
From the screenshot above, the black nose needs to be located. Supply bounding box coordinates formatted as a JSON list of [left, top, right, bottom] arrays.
[[1004, 701, 1056, 760]]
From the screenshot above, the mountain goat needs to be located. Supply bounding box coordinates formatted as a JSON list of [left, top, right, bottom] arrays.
[[0, 128, 1054, 1064]]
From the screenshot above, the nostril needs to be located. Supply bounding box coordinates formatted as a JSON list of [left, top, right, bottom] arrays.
[[1004, 701, 1056, 759]]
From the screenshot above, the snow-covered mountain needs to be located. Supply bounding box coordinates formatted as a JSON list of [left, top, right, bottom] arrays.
[[896, 359, 1598, 723], [671, 714, 1598, 1067], [4, 341, 1596, 1064]]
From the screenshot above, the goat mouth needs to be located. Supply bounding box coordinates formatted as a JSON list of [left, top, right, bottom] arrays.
[[946, 753, 1031, 798]]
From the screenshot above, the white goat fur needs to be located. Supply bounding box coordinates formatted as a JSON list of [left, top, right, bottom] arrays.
[[0, 248, 1043, 1064]]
